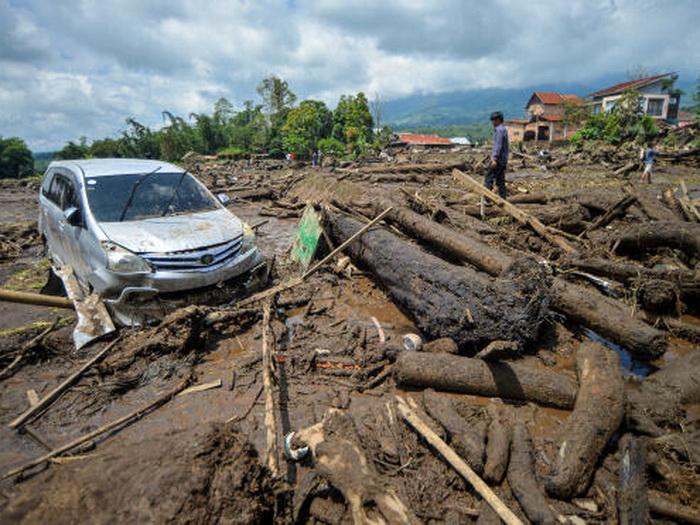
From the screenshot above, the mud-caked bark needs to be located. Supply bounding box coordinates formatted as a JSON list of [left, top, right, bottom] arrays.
[[325, 212, 551, 352], [551, 279, 667, 360], [618, 434, 649, 525], [483, 403, 513, 484], [395, 352, 578, 409], [423, 389, 486, 473], [508, 422, 558, 525], [627, 349, 700, 436], [615, 221, 700, 261], [545, 341, 625, 499]]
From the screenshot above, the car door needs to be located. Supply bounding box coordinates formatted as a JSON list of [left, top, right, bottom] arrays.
[[41, 170, 90, 276]]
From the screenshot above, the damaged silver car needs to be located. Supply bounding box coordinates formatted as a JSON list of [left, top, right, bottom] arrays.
[[39, 158, 266, 324]]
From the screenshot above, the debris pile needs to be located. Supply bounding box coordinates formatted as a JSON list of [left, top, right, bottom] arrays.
[[1, 138, 699, 523]]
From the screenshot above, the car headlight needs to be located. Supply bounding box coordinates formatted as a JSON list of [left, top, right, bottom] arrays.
[[101, 242, 152, 274], [241, 222, 257, 253]]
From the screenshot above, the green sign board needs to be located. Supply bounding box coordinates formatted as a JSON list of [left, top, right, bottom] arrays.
[[290, 204, 322, 271]]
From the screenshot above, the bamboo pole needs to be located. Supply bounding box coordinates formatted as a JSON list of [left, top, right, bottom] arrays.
[[2, 377, 190, 480], [237, 206, 393, 308], [8, 337, 121, 430], [452, 169, 577, 254], [262, 301, 280, 477], [396, 396, 523, 525], [0, 289, 74, 309]]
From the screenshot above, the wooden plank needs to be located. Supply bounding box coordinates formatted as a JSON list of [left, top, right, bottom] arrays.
[[452, 169, 578, 253], [8, 337, 121, 430]]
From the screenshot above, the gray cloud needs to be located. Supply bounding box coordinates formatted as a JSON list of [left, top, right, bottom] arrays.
[[0, 0, 697, 151]]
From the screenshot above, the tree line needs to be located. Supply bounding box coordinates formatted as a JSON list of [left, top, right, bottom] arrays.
[[56, 75, 392, 164]]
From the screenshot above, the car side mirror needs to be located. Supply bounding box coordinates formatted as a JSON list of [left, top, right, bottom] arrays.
[[216, 193, 230, 205], [64, 206, 83, 227]]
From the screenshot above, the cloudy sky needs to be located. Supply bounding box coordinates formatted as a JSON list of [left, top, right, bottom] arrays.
[[1, 0, 698, 151]]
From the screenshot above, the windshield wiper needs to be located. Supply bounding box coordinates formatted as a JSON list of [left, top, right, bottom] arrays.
[[160, 171, 188, 217], [118, 166, 162, 222]]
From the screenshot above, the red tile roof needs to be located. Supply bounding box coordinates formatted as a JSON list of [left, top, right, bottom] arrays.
[[532, 92, 580, 105], [587, 73, 674, 98], [396, 134, 453, 146]]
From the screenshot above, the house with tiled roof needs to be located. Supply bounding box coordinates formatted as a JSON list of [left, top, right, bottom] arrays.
[[506, 92, 583, 143], [587, 73, 681, 122]]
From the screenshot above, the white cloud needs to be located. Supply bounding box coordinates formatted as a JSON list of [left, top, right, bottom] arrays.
[[0, 0, 697, 151]]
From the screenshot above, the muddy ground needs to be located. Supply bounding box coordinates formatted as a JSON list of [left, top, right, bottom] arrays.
[[0, 138, 699, 524]]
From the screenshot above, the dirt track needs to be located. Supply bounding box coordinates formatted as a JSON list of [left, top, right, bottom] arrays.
[[1, 144, 699, 523]]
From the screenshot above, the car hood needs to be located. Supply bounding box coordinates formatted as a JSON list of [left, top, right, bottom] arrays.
[[98, 209, 243, 254]]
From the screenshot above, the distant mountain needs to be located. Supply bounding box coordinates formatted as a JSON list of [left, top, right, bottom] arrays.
[[383, 75, 695, 130]]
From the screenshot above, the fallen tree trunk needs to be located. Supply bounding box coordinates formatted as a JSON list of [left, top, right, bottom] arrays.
[[579, 194, 637, 238], [508, 422, 558, 525], [358, 199, 668, 359], [615, 221, 700, 260], [561, 255, 699, 291], [423, 389, 486, 473], [453, 169, 579, 254], [545, 341, 625, 499], [519, 203, 591, 234], [648, 490, 700, 524], [632, 190, 681, 222], [627, 349, 700, 436], [395, 352, 578, 409], [343, 161, 467, 175], [325, 212, 551, 352], [483, 404, 513, 484], [370, 199, 509, 276], [551, 279, 667, 360], [618, 435, 649, 525]]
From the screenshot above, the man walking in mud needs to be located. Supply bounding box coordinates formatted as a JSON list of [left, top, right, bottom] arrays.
[[485, 111, 509, 200]]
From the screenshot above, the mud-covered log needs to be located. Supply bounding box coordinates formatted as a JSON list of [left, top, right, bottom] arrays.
[[562, 255, 699, 291], [423, 389, 486, 473], [371, 200, 510, 276], [508, 422, 558, 525], [648, 490, 700, 524], [579, 194, 637, 237], [325, 212, 551, 351], [519, 203, 591, 234], [483, 404, 513, 484], [395, 352, 578, 409], [618, 435, 649, 525], [627, 349, 700, 435], [551, 279, 667, 359], [633, 190, 681, 222], [545, 341, 625, 499], [615, 221, 700, 260]]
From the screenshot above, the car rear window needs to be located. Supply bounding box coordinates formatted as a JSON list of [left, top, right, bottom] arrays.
[[85, 172, 219, 222]]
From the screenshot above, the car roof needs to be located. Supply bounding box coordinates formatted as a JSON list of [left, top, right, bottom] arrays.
[[48, 158, 184, 178]]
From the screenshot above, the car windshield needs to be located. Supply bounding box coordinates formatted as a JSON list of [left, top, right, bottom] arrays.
[[84, 172, 219, 222]]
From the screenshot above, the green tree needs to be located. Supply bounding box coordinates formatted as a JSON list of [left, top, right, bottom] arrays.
[[159, 111, 195, 162], [118, 118, 161, 159], [333, 92, 374, 151], [281, 100, 333, 158], [257, 76, 297, 156], [228, 100, 263, 153], [0, 136, 33, 179], [56, 137, 90, 160], [89, 138, 121, 158], [693, 75, 700, 117]]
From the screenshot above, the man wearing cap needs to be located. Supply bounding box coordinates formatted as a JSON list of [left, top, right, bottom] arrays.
[[486, 111, 509, 200]]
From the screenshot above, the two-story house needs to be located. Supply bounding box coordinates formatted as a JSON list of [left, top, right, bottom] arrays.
[[506, 92, 581, 143], [587, 73, 681, 122]]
